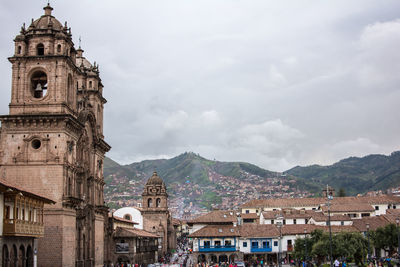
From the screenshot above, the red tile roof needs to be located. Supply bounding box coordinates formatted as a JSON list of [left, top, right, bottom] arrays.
[[113, 215, 137, 224], [115, 227, 159, 238], [0, 179, 55, 204], [189, 210, 237, 224], [240, 224, 280, 238], [351, 216, 390, 232], [310, 214, 351, 222], [240, 195, 400, 209], [188, 225, 240, 238], [321, 203, 374, 213], [280, 224, 357, 235], [241, 213, 259, 219], [261, 209, 315, 220]]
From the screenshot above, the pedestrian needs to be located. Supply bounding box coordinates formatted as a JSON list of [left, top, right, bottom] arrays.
[[334, 259, 340, 267]]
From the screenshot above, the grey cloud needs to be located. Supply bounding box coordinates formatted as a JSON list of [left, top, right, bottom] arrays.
[[0, 1, 400, 171]]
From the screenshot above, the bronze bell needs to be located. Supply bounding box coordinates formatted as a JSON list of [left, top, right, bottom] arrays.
[[35, 83, 43, 92]]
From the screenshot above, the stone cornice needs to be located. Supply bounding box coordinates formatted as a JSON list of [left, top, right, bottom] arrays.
[[0, 113, 84, 136]]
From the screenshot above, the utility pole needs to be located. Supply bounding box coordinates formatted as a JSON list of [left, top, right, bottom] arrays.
[[327, 184, 333, 267]]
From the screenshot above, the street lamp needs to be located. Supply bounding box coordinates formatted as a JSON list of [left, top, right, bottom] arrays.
[[277, 221, 282, 267], [304, 228, 308, 262], [396, 217, 399, 262], [326, 185, 333, 267], [366, 222, 370, 262]]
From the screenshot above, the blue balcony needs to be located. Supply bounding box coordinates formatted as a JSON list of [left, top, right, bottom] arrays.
[[250, 246, 272, 253], [199, 245, 236, 252], [250, 238, 272, 253]]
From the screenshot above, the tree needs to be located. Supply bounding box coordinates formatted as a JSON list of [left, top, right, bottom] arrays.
[[293, 229, 367, 266], [338, 188, 346, 197], [371, 223, 399, 256]]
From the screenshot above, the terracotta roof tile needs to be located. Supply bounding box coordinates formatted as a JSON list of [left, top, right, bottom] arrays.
[[241, 213, 259, 219], [240, 224, 280, 238], [115, 227, 159, 238], [113, 215, 137, 224], [321, 203, 374, 213], [280, 224, 357, 235], [240, 195, 400, 209], [0, 179, 55, 204], [386, 209, 400, 215], [241, 198, 322, 209], [189, 210, 237, 224], [261, 209, 315, 220], [381, 214, 400, 225], [189, 225, 240, 238], [351, 216, 389, 231]]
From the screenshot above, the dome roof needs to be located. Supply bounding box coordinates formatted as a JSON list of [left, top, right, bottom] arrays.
[[30, 4, 64, 31], [146, 171, 165, 186]]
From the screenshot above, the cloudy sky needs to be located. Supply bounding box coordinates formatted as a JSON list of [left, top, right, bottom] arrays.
[[0, 0, 399, 171]]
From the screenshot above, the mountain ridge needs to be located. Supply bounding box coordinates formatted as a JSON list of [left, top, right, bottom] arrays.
[[103, 151, 400, 211]]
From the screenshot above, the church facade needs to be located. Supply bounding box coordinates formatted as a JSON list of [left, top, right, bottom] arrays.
[[0, 4, 110, 267]]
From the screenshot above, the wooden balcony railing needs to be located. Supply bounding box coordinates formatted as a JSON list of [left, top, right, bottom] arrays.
[[3, 219, 44, 237]]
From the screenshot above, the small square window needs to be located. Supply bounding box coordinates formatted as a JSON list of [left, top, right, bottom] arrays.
[[274, 241, 278, 246], [246, 210, 249, 214], [375, 206, 379, 210], [243, 242, 247, 247]]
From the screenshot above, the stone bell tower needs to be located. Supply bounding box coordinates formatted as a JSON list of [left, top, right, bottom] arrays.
[[0, 4, 110, 267], [142, 172, 176, 255]]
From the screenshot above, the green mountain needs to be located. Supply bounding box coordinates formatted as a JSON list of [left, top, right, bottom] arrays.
[[285, 151, 400, 195], [104, 152, 278, 186], [103, 151, 400, 211], [103, 152, 282, 210]]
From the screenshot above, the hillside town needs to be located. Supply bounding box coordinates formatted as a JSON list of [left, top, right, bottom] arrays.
[[105, 168, 313, 219]]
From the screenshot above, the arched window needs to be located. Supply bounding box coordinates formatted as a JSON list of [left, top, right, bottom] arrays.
[[26, 245, 33, 267], [148, 198, 153, 208], [10, 245, 17, 267], [17, 46, 22, 55], [124, 214, 132, 221], [2, 245, 9, 267], [57, 44, 62, 53], [156, 198, 161, 208], [19, 245, 25, 266], [37, 43, 44, 55], [89, 81, 92, 88], [31, 70, 48, 98]]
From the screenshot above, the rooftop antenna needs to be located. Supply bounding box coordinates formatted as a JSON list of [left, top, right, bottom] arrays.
[[79, 36, 81, 49]]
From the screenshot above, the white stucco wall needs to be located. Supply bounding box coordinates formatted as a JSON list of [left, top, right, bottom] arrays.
[[114, 206, 143, 229]]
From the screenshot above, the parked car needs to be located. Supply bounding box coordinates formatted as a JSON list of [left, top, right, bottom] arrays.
[[235, 261, 246, 267]]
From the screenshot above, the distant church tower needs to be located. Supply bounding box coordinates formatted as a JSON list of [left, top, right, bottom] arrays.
[[0, 4, 110, 267], [142, 172, 176, 255]]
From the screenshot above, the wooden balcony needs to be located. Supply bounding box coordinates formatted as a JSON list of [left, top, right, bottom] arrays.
[[3, 219, 44, 237]]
